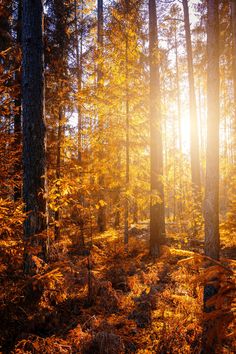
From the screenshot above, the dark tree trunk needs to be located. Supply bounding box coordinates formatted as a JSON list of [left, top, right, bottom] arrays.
[[97, 0, 103, 83], [22, 0, 47, 270], [204, 0, 220, 260], [74, 0, 83, 162], [149, 0, 165, 257], [14, 0, 22, 201], [182, 0, 201, 189], [50, 0, 71, 241]]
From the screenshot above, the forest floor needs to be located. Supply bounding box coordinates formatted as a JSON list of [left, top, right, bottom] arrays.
[[0, 224, 235, 353]]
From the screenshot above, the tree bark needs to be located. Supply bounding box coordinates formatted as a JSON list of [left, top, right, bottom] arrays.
[[231, 0, 236, 161], [14, 0, 22, 201], [74, 0, 85, 244], [149, 0, 165, 257], [97, 0, 107, 233], [174, 27, 183, 217], [22, 0, 47, 269], [97, 0, 103, 83], [74, 0, 83, 162], [202, 6, 220, 348], [54, 106, 62, 240], [182, 0, 201, 189], [124, 0, 130, 244], [204, 0, 220, 260]]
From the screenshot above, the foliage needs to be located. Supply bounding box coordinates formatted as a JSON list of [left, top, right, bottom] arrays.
[[0, 0, 236, 352], [0, 237, 234, 353]]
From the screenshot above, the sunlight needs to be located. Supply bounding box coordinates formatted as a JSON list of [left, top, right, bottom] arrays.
[[2, 0, 235, 352], [181, 108, 191, 153]]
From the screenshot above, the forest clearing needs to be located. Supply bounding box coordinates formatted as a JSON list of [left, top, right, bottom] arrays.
[[0, 0, 236, 353]]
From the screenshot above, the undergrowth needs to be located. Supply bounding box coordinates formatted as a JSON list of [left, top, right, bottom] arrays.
[[0, 231, 235, 353]]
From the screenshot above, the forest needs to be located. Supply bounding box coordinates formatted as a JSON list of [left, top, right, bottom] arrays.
[[0, 0, 236, 352]]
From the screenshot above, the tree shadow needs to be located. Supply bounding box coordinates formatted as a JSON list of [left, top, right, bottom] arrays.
[[0, 290, 84, 353]]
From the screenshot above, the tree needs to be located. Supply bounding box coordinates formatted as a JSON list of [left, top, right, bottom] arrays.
[[124, 0, 130, 244], [182, 0, 201, 190], [14, 0, 22, 201], [44, 0, 74, 240], [97, 0, 107, 233], [22, 0, 47, 270], [97, 0, 103, 84], [204, 0, 220, 259], [149, 0, 165, 257], [231, 0, 236, 153], [93, 0, 147, 234], [0, 1, 21, 202], [74, 0, 83, 163]]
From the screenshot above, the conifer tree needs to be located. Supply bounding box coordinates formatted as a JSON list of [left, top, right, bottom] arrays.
[[74, 0, 83, 163], [231, 0, 236, 151], [124, 0, 130, 244], [182, 0, 201, 190], [97, 0, 107, 233], [22, 0, 48, 270], [149, 0, 165, 257], [13, 0, 22, 201], [204, 0, 220, 259]]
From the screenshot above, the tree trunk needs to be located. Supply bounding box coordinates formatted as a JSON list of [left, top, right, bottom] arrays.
[[97, 0, 107, 233], [54, 107, 62, 240], [22, 0, 47, 270], [182, 0, 201, 189], [231, 0, 236, 161], [74, 0, 83, 163], [74, 0, 85, 244], [97, 0, 103, 83], [14, 0, 22, 201], [149, 0, 165, 257], [174, 29, 182, 155], [174, 28, 183, 217], [204, 0, 220, 260], [124, 0, 130, 244]]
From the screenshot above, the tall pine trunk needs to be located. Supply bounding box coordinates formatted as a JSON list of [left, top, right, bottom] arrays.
[[231, 0, 236, 160], [204, 0, 220, 260], [182, 0, 201, 189], [124, 0, 130, 244], [14, 0, 22, 201], [52, 0, 69, 241], [74, 0, 82, 163], [54, 107, 62, 240], [97, 0, 103, 83], [97, 0, 107, 233], [174, 27, 183, 217], [74, 0, 85, 244], [22, 0, 47, 271], [149, 0, 165, 257]]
